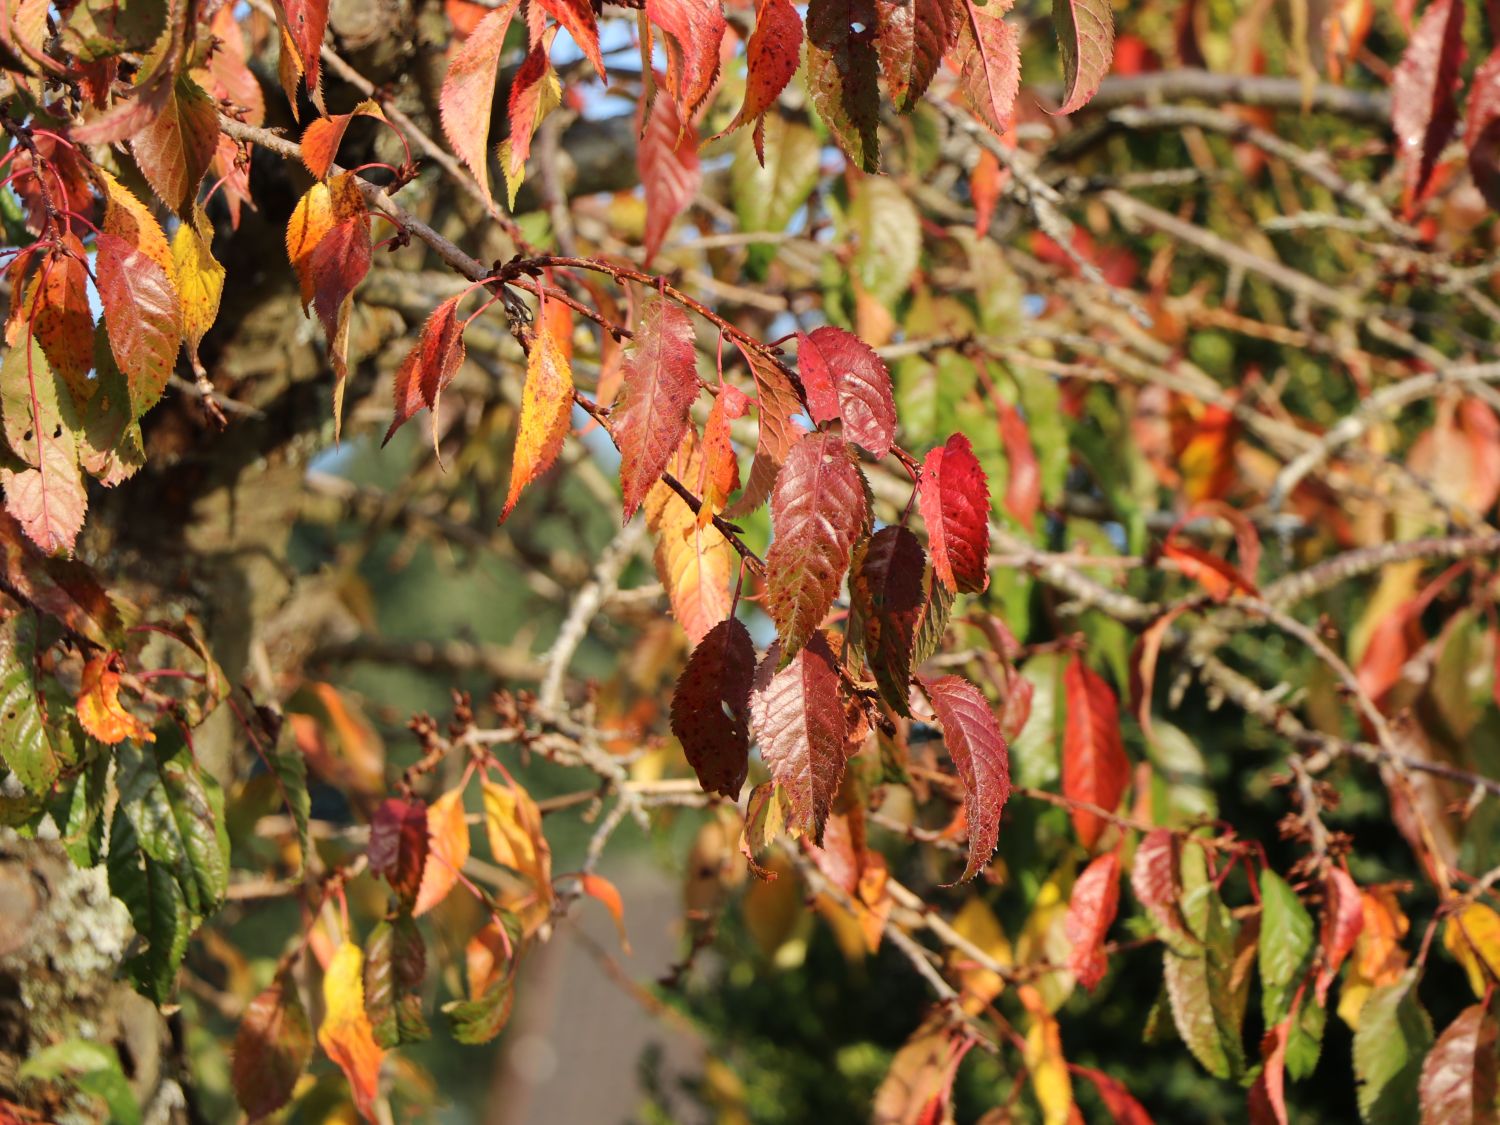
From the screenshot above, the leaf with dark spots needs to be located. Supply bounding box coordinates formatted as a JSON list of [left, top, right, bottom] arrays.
[[805, 0, 882, 172]]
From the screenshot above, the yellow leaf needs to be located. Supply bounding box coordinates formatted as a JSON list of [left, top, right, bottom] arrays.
[[95, 168, 175, 277], [317, 942, 384, 1122], [171, 205, 225, 362], [1020, 985, 1073, 1125], [1016, 862, 1077, 1014], [285, 181, 333, 313], [501, 320, 574, 521], [1339, 887, 1410, 1029], [481, 777, 553, 907], [949, 896, 1014, 1014], [643, 430, 734, 644], [1444, 902, 1500, 998], [413, 786, 472, 916]]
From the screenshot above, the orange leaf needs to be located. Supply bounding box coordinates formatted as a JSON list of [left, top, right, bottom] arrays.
[[644, 430, 735, 643], [501, 316, 575, 521], [413, 786, 472, 916], [575, 872, 631, 953], [285, 181, 335, 314], [76, 653, 153, 745], [301, 100, 386, 180], [1161, 540, 1257, 602], [317, 941, 385, 1123]]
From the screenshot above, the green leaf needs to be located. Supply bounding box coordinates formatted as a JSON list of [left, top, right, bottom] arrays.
[[107, 807, 192, 1003], [731, 117, 821, 278], [1288, 994, 1328, 1082], [850, 177, 919, 310], [62, 751, 109, 868], [0, 612, 63, 793], [19, 1039, 142, 1125], [1260, 870, 1316, 1026], [443, 975, 515, 1045], [1165, 881, 1248, 1081], [1355, 969, 1434, 1123]]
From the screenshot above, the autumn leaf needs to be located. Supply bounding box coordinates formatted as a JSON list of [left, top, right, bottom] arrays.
[[279, 0, 330, 106], [875, 0, 956, 112], [645, 431, 735, 642], [301, 100, 386, 180], [1316, 867, 1364, 1005], [383, 293, 468, 459], [94, 170, 181, 419], [795, 325, 897, 458], [1053, 0, 1115, 114], [413, 785, 472, 916], [76, 653, 153, 745], [1162, 539, 1258, 602], [129, 74, 218, 216], [1247, 1017, 1290, 1125], [953, 0, 1021, 138], [613, 295, 700, 521], [367, 797, 429, 911], [750, 634, 847, 844], [638, 91, 702, 266], [438, 0, 520, 207], [232, 973, 313, 1122], [538, 0, 607, 80], [1020, 984, 1074, 1123], [1131, 828, 1192, 943], [805, 0, 881, 172], [972, 147, 1003, 237], [725, 343, 804, 518], [1444, 902, 1500, 999], [501, 311, 575, 522], [765, 432, 868, 660], [671, 616, 757, 799], [923, 674, 1011, 882], [645, 0, 726, 121], [482, 776, 553, 906], [29, 237, 93, 408], [1065, 850, 1120, 990], [1069, 1065, 1153, 1124], [575, 872, 631, 952], [998, 401, 1040, 529], [852, 526, 926, 714], [501, 29, 562, 206], [171, 205, 226, 375], [697, 383, 748, 525], [1391, 0, 1465, 211], [919, 432, 991, 594], [286, 181, 334, 312], [308, 172, 372, 440], [1419, 1003, 1498, 1125], [318, 941, 385, 1123], [1467, 48, 1500, 210], [719, 0, 803, 139], [0, 335, 87, 555], [1062, 656, 1129, 850]]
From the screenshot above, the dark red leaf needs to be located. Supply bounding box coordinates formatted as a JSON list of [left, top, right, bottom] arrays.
[[923, 674, 1011, 882], [997, 400, 1039, 530], [1391, 0, 1466, 211], [671, 616, 757, 799], [383, 294, 468, 454], [537, 0, 607, 79], [852, 526, 926, 715], [1063, 656, 1129, 850], [368, 798, 430, 909], [638, 91, 702, 266], [725, 344, 804, 518], [750, 633, 848, 844], [613, 296, 700, 521], [953, 0, 1021, 138], [645, 0, 726, 120], [1065, 850, 1121, 989], [1317, 866, 1365, 1005], [1468, 48, 1500, 209], [875, 0, 957, 111], [1419, 1003, 1499, 1125], [765, 432, 868, 659], [439, 0, 521, 207], [1053, 0, 1116, 114], [806, 0, 881, 171], [232, 973, 313, 1122], [918, 432, 991, 594], [795, 326, 897, 458], [720, 0, 803, 138], [1068, 1065, 1154, 1125]]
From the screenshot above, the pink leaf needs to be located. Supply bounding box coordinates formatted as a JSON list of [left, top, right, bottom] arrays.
[[954, 0, 1020, 138], [638, 93, 702, 266], [1053, 0, 1115, 114]]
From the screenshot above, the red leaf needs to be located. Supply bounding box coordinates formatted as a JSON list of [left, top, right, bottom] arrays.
[[1247, 1018, 1290, 1125], [852, 526, 926, 715], [1162, 539, 1258, 602], [1065, 850, 1121, 989], [383, 293, 468, 454], [30, 237, 93, 408], [95, 175, 181, 418], [918, 432, 991, 595], [1316, 867, 1364, 1004], [439, 0, 521, 207], [613, 296, 700, 521], [504, 30, 559, 191], [795, 326, 897, 458], [576, 872, 631, 952], [538, 0, 607, 80], [281, 0, 330, 98], [1069, 1065, 1154, 1124], [308, 174, 372, 439], [1063, 656, 1129, 850], [1468, 48, 1500, 210], [671, 616, 757, 799], [765, 432, 869, 659], [924, 674, 1011, 882], [876, 0, 957, 111], [302, 100, 385, 180], [750, 632, 848, 844], [720, 0, 803, 138], [1391, 0, 1466, 211], [725, 344, 803, 518], [806, 0, 882, 172], [638, 93, 702, 266], [501, 308, 575, 521], [998, 401, 1040, 529], [645, 0, 726, 121], [368, 798, 430, 909], [1420, 1003, 1499, 1124], [232, 973, 313, 1122], [1053, 0, 1115, 114], [954, 0, 1021, 138], [129, 75, 219, 216]]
